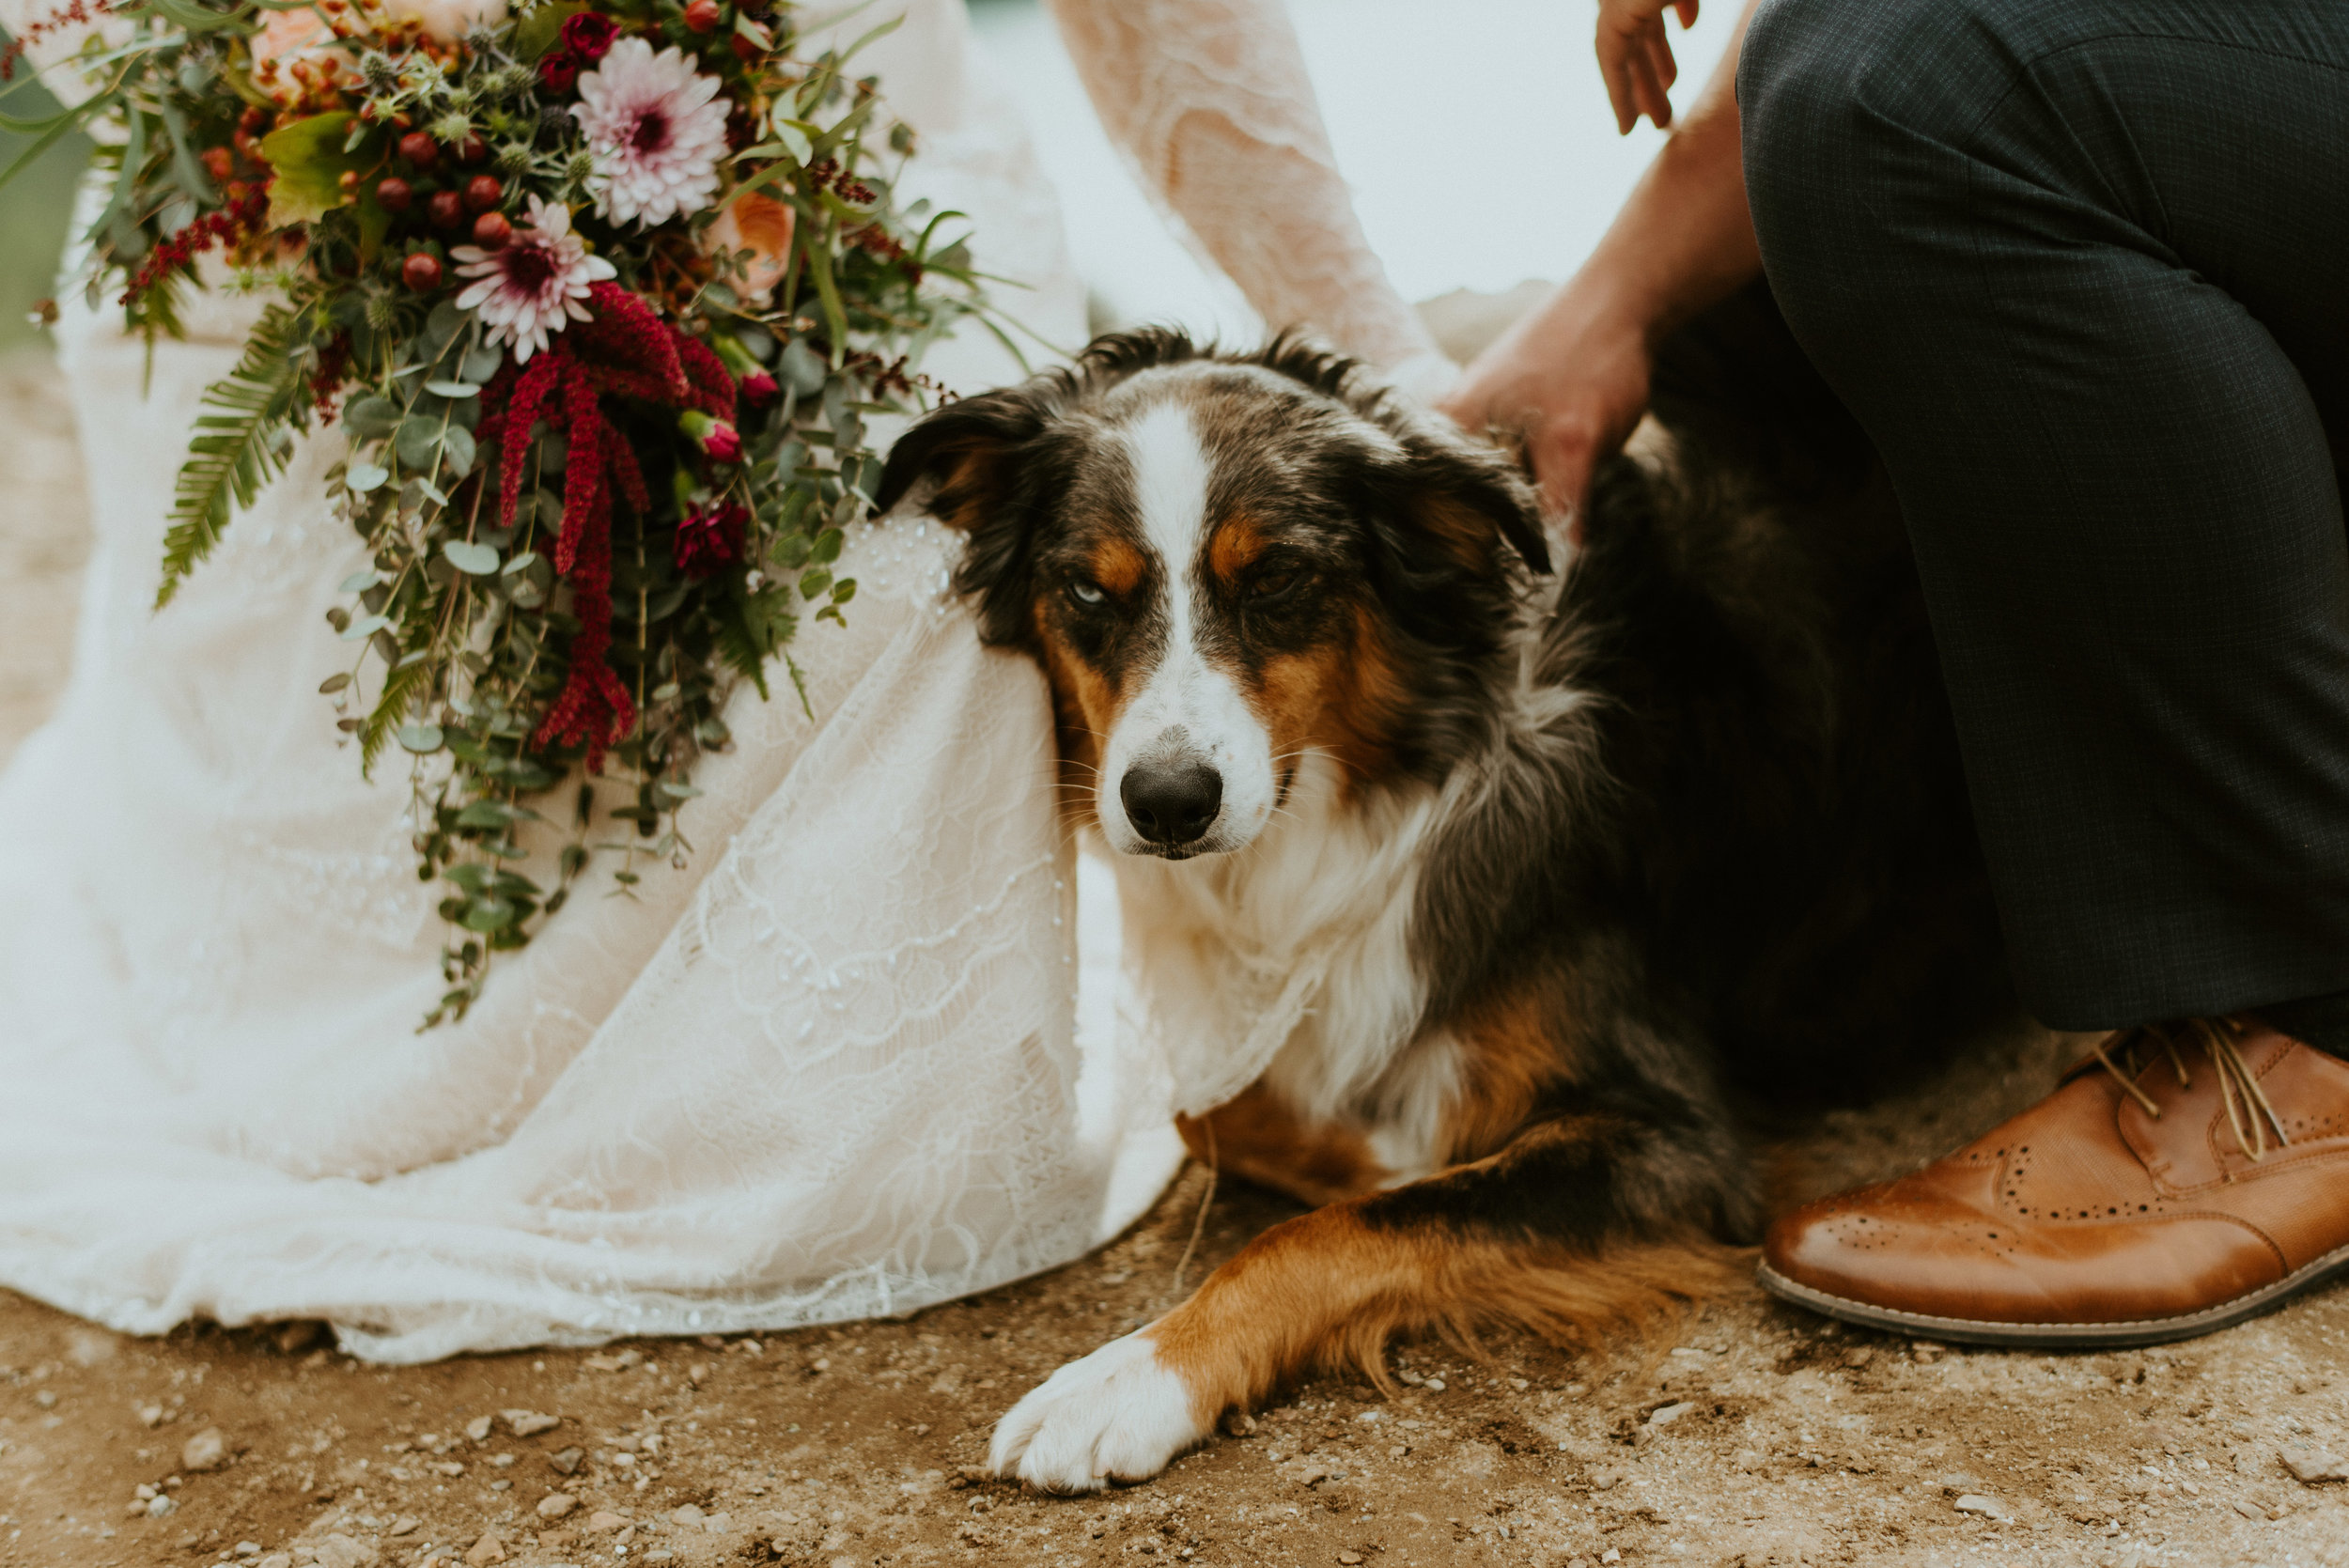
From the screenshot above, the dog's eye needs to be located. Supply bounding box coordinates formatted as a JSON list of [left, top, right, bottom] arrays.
[[1066, 578, 1107, 607], [1250, 570, 1305, 602]]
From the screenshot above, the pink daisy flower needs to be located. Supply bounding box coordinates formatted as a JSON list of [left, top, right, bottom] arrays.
[[570, 37, 730, 228], [450, 196, 616, 363]]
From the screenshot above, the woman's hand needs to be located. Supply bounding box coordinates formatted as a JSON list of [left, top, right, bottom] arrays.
[[1439, 277, 1654, 539], [1598, 0, 1702, 133]]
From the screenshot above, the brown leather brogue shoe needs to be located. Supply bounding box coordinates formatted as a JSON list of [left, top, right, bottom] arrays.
[[1759, 1017, 2349, 1346]]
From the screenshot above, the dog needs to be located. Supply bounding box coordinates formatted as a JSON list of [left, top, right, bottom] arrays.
[[872, 281, 2011, 1492]]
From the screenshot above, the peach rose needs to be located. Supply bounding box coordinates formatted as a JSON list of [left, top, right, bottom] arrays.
[[708, 191, 797, 303]]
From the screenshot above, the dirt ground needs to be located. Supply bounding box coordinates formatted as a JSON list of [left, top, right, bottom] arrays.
[[6, 344, 2349, 1568]]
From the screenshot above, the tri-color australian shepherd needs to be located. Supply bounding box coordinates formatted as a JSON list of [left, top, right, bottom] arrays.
[[874, 281, 2010, 1492]]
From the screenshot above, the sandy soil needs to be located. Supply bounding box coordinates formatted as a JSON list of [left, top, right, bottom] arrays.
[[6, 345, 2349, 1568]]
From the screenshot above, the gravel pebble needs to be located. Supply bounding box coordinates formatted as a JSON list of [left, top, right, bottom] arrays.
[[2281, 1448, 2349, 1484], [537, 1493, 578, 1519], [180, 1426, 228, 1472], [501, 1410, 560, 1437], [1953, 1493, 2012, 1522]]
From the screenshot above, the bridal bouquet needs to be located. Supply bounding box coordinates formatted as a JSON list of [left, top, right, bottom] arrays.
[[6, 0, 996, 1022]]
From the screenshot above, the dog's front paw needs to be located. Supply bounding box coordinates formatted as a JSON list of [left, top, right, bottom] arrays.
[[988, 1329, 1210, 1491]]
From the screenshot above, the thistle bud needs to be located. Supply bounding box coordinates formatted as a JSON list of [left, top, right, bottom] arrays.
[[359, 52, 398, 91]]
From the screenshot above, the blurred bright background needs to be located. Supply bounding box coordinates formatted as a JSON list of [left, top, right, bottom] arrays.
[[0, 0, 1738, 355]]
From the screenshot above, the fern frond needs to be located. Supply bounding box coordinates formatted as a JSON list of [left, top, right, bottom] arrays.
[[360, 655, 434, 779], [713, 601, 772, 702], [155, 303, 309, 608]]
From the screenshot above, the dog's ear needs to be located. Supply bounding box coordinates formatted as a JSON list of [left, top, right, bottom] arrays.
[[873, 381, 1065, 646], [1392, 436, 1552, 579], [1356, 433, 1549, 666]]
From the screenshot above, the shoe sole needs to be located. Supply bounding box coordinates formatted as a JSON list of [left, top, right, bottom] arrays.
[[1755, 1241, 2349, 1350]]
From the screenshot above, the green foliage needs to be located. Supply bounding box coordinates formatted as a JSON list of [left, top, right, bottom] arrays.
[[155, 303, 308, 607], [258, 112, 363, 227]]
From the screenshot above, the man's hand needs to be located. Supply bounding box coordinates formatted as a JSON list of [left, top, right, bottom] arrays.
[[1598, 0, 1702, 132], [1439, 279, 1654, 547]]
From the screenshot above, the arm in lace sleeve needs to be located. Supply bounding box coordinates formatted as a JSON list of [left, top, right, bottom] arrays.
[[1044, 0, 1448, 387]]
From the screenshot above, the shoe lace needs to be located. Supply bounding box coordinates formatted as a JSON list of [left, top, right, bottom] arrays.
[[2092, 1017, 2292, 1162]]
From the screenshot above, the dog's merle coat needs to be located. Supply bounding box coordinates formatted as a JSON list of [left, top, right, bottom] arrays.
[[875, 282, 2009, 1490]]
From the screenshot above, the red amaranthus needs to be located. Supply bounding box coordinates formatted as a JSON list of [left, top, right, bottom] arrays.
[[475, 282, 736, 768]]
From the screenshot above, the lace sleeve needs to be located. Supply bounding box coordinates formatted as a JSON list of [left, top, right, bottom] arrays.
[[1044, 0, 1451, 394]]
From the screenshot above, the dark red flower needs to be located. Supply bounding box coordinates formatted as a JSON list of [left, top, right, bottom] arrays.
[[559, 11, 621, 61], [739, 368, 778, 405], [674, 501, 748, 579], [538, 52, 581, 93]]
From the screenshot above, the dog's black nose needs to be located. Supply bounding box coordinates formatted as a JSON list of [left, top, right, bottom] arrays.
[[1121, 762, 1222, 846]]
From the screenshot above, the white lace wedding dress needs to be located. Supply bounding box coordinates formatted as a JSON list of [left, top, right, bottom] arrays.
[[0, 0, 1445, 1362]]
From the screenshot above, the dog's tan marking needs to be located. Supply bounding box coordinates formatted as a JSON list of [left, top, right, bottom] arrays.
[[1244, 603, 1409, 795], [1206, 512, 1269, 589], [1032, 600, 1127, 816], [1089, 534, 1146, 598], [1444, 980, 1576, 1163], [1412, 490, 1509, 572], [1176, 1081, 1388, 1208], [1147, 1155, 1738, 1424]]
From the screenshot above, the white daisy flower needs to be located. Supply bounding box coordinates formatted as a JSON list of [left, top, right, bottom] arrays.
[[570, 37, 731, 228], [450, 196, 616, 363]]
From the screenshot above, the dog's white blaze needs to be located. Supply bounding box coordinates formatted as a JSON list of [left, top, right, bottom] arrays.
[[988, 1328, 1207, 1492], [1095, 400, 1279, 857]]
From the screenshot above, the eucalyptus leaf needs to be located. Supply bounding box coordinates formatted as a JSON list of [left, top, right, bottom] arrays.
[[780, 338, 828, 397], [347, 463, 391, 493], [424, 380, 480, 398], [441, 425, 478, 479], [395, 419, 440, 470], [459, 896, 517, 933], [344, 396, 401, 439], [443, 540, 501, 575], [340, 613, 392, 641], [338, 568, 383, 593], [459, 345, 504, 382], [319, 672, 351, 694], [396, 722, 445, 753]]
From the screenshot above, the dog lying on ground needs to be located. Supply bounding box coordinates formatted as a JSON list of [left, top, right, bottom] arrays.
[[873, 282, 2011, 1491]]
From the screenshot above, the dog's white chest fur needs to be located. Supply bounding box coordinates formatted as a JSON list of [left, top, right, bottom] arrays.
[[1110, 755, 1461, 1184]]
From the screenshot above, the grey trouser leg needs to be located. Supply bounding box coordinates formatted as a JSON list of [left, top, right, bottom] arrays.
[[1740, 0, 2349, 1028]]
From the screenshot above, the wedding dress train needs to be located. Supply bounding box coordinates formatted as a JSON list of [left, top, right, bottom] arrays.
[[0, 0, 1446, 1361]]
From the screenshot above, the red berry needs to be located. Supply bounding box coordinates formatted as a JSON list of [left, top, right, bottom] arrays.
[[428, 190, 466, 229], [471, 210, 512, 250], [374, 176, 412, 211], [200, 146, 233, 183], [454, 134, 489, 165], [239, 104, 269, 133], [397, 131, 438, 170], [682, 0, 721, 32], [401, 252, 443, 291], [463, 174, 503, 213], [730, 31, 760, 62]]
